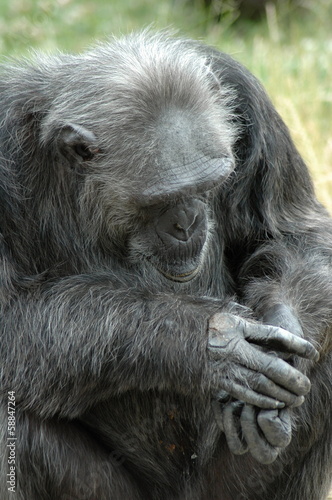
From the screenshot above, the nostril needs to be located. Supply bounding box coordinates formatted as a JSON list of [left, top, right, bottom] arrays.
[[172, 215, 198, 241], [171, 223, 190, 242], [155, 200, 206, 243]]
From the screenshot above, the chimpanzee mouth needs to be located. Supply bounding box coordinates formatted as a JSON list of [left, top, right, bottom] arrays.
[[158, 266, 200, 283], [144, 254, 201, 282]]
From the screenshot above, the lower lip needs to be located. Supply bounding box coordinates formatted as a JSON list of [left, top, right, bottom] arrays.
[[159, 267, 200, 283]]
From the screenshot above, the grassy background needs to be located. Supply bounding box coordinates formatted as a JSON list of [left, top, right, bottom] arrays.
[[0, 1, 331, 497]]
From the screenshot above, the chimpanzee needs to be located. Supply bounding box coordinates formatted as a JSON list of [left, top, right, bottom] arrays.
[[0, 31, 331, 500]]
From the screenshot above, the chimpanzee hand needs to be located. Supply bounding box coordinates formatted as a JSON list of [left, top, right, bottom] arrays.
[[212, 399, 292, 464], [211, 306, 317, 464], [208, 312, 319, 409]]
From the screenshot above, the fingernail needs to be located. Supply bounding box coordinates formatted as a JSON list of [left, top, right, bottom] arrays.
[[276, 401, 285, 409], [290, 395, 305, 408]]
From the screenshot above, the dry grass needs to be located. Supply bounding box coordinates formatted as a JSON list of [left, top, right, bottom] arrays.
[[201, 6, 332, 214]]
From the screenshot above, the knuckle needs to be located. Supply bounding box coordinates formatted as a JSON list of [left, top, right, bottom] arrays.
[[257, 409, 278, 425], [247, 371, 267, 391]]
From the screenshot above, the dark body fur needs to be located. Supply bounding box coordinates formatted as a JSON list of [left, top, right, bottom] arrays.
[[0, 32, 331, 500]]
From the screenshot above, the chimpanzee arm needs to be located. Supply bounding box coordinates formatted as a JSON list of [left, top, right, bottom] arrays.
[[207, 48, 332, 463], [234, 248, 332, 464], [212, 257, 332, 465], [241, 242, 332, 356], [0, 267, 318, 420], [2, 272, 208, 418], [208, 45, 332, 346]]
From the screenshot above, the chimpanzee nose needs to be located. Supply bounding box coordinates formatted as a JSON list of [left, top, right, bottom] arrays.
[[169, 208, 198, 241], [156, 200, 205, 242]]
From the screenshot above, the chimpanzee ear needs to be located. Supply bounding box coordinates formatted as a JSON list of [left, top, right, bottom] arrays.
[[59, 123, 100, 161]]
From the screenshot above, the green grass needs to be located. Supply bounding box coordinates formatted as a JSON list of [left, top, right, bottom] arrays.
[[0, 0, 331, 211]]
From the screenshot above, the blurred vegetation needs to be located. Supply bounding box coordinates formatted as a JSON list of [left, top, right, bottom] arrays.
[[0, 0, 331, 212]]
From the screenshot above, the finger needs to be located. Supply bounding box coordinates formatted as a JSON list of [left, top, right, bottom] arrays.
[[243, 346, 312, 396], [211, 399, 225, 432], [245, 370, 305, 407], [218, 380, 285, 409], [211, 332, 311, 397], [209, 313, 243, 338], [243, 321, 319, 362], [241, 405, 279, 464], [258, 408, 292, 448], [214, 390, 232, 404], [223, 401, 248, 455], [208, 334, 242, 361], [289, 395, 304, 408]]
